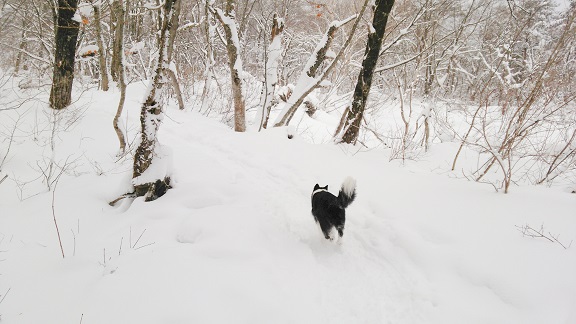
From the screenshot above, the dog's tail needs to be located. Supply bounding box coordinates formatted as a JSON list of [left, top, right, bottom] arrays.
[[338, 177, 356, 209]]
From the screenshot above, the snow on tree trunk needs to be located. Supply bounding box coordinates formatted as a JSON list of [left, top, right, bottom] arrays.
[[200, 0, 216, 114], [255, 14, 284, 130], [273, 14, 357, 127], [340, 0, 395, 144], [213, 0, 246, 132], [49, 0, 80, 110], [165, 0, 184, 110], [131, 0, 180, 202]]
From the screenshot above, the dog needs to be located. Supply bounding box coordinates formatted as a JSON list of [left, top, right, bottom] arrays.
[[311, 177, 356, 241]]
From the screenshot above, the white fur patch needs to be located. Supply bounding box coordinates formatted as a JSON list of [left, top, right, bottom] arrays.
[[341, 177, 356, 196], [311, 188, 328, 197], [328, 227, 338, 241]]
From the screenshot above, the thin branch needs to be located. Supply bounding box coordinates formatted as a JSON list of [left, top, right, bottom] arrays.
[[132, 229, 147, 249], [52, 179, 65, 259], [0, 287, 11, 305], [516, 224, 572, 249]]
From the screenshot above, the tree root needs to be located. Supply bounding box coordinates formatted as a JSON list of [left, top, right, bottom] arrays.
[[109, 177, 172, 206]]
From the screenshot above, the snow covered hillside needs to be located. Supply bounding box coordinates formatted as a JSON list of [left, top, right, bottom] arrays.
[[1, 83, 575, 324]]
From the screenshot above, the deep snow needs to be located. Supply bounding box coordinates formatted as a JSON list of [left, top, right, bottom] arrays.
[[0, 82, 575, 323]]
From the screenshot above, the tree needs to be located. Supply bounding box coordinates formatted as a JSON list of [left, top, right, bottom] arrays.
[[49, 0, 80, 110], [339, 0, 395, 144], [110, 0, 123, 82], [273, 14, 357, 127], [165, 0, 184, 110], [255, 13, 284, 130], [112, 0, 126, 153], [273, 1, 370, 128], [126, 0, 180, 203], [92, 0, 109, 91], [213, 0, 246, 132]]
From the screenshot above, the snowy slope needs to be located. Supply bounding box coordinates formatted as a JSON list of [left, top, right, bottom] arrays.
[[1, 83, 575, 324]]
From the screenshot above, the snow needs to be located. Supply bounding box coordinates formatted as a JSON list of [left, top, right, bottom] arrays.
[[79, 44, 99, 56], [0, 80, 575, 324], [254, 19, 284, 128], [214, 8, 244, 79], [127, 41, 145, 55], [131, 144, 173, 186], [77, 3, 93, 19]]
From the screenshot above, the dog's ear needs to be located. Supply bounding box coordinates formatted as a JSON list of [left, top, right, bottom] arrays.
[[314, 184, 320, 190]]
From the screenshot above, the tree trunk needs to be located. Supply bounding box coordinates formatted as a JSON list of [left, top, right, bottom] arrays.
[[130, 0, 180, 202], [110, 0, 124, 82], [113, 0, 127, 154], [14, 17, 27, 75], [165, 0, 184, 110], [256, 13, 284, 130], [93, 1, 109, 91], [111, 0, 126, 153], [49, 0, 80, 110], [214, 0, 246, 132], [200, 0, 216, 114], [113, 69, 127, 153], [340, 0, 395, 144]]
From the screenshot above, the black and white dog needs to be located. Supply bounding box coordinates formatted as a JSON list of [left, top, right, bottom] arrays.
[[311, 177, 356, 241]]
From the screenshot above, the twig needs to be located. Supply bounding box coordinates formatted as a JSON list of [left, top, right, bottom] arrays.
[[516, 224, 572, 249], [134, 242, 156, 250], [0, 287, 11, 305], [52, 181, 65, 259], [70, 229, 76, 257], [0, 174, 7, 185], [132, 229, 147, 249]]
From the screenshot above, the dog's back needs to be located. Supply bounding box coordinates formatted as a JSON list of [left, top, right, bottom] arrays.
[[311, 180, 355, 240]]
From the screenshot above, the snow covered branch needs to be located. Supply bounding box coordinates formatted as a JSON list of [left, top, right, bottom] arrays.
[[273, 4, 367, 127]]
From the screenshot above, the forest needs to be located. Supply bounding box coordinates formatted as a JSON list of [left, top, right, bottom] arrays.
[[1, 0, 575, 195], [0, 1, 575, 323]]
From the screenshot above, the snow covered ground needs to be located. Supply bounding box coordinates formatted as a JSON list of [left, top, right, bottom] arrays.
[[1, 82, 575, 323]]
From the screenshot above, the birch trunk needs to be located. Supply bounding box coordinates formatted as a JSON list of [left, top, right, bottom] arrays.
[[214, 0, 246, 132], [130, 0, 180, 202], [93, 1, 109, 91], [255, 14, 284, 130]]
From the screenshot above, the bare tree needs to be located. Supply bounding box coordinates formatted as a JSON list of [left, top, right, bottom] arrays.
[[339, 0, 395, 144], [199, 0, 217, 114], [112, 0, 127, 153], [212, 0, 246, 132], [110, 0, 123, 82], [92, 0, 109, 91], [111, 0, 181, 204], [165, 0, 184, 110], [255, 13, 284, 130], [273, 1, 371, 127]]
